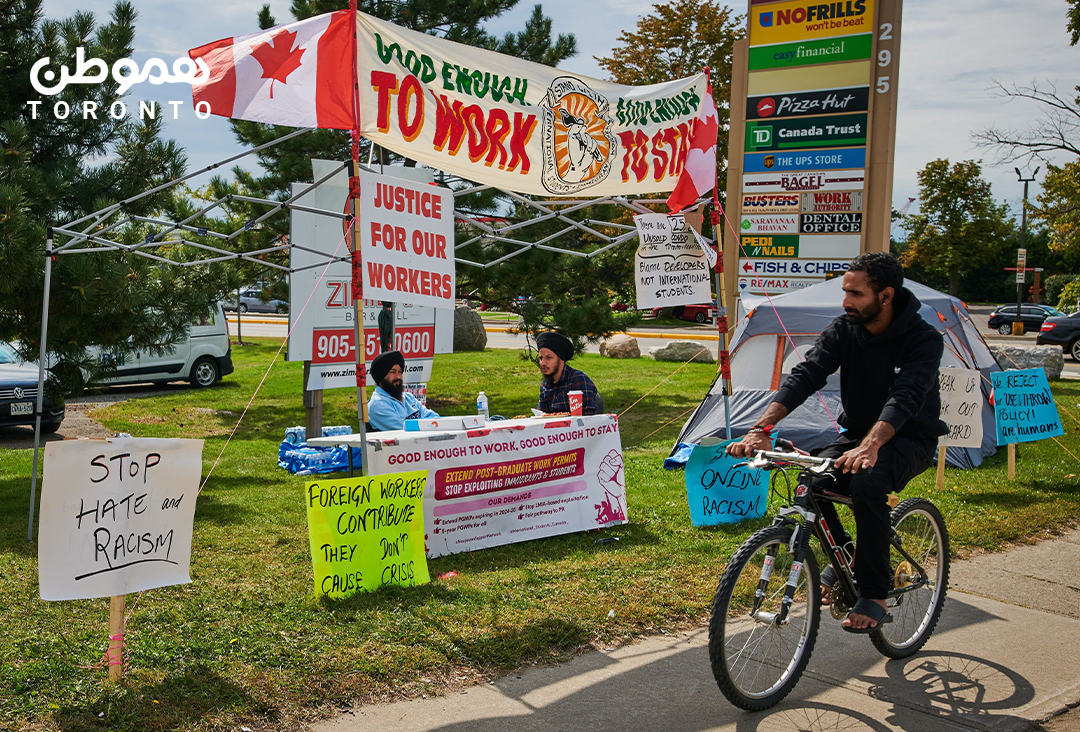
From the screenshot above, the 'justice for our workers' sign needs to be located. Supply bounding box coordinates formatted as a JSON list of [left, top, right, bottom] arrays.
[[358, 167, 455, 310]]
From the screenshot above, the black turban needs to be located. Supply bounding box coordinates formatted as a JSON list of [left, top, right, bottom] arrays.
[[371, 350, 405, 384], [536, 332, 573, 362]]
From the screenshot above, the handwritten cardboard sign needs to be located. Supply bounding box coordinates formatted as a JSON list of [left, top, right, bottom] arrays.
[[634, 214, 712, 310], [306, 471, 430, 599], [685, 439, 770, 526], [991, 368, 1064, 445], [38, 438, 203, 601], [939, 367, 984, 448]]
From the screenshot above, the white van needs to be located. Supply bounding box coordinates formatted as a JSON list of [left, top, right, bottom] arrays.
[[95, 303, 234, 387]]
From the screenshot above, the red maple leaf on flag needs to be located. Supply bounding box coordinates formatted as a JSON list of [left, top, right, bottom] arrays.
[[689, 101, 719, 154], [250, 28, 305, 99]]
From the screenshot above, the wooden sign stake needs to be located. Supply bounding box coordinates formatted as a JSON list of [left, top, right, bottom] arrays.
[[935, 435, 946, 490], [1008, 443, 1016, 481], [108, 594, 126, 682]]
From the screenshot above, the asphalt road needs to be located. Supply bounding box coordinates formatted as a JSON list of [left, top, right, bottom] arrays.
[[227, 307, 1080, 378]]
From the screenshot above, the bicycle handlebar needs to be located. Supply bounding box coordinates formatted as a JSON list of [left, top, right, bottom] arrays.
[[751, 450, 834, 473]]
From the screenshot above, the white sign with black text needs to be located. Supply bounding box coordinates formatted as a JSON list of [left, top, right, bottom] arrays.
[[634, 214, 712, 310], [938, 367, 984, 448]]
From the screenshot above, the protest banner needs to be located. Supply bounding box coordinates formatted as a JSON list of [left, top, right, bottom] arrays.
[[355, 12, 707, 197], [38, 438, 203, 601], [365, 415, 627, 557], [936, 367, 984, 488], [356, 167, 455, 310], [305, 471, 430, 599], [992, 368, 1064, 445], [634, 214, 712, 310], [684, 439, 770, 526]]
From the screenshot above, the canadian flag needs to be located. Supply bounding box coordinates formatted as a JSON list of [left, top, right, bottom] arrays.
[[666, 84, 719, 214], [189, 11, 355, 130]]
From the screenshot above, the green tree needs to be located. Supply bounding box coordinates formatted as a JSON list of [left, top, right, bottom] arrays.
[[595, 0, 743, 175], [1069, 0, 1080, 45], [1036, 161, 1080, 255], [900, 159, 1014, 296], [0, 0, 230, 389]]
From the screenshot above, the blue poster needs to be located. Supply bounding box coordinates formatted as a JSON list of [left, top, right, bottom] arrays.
[[743, 147, 866, 173], [685, 439, 772, 526], [991, 368, 1064, 445]]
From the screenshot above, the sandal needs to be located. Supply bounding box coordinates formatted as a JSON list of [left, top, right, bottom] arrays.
[[842, 597, 892, 634], [820, 565, 838, 606]]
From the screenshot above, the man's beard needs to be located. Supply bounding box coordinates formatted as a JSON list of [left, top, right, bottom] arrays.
[[845, 298, 883, 325], [381, 378, 404, 400]]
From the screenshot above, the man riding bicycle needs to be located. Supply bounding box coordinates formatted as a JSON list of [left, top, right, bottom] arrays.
[[728, 253, 947, 633]]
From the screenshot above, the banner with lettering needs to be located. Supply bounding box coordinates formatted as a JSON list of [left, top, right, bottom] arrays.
[[38, 438, 203, 601], [356, 12, 707, 197], [633, 214, 712, 309], [684, 439, 771, 526], [365, 414, 627, 557], [305, 471, 430, 599]]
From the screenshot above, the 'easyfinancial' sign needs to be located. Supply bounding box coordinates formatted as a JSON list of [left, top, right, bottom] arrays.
[[748, 34, 872, 71], [747, 113, 867, 152], [751, 0, 875, 46]]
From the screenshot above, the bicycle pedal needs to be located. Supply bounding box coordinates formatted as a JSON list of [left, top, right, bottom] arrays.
[[888, 494, 899, 508]]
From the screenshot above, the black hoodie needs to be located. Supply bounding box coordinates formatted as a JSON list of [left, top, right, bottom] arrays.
[[774, 287, 948, 441]]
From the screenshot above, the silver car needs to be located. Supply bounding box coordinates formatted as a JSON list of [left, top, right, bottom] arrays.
[[224, 289, 289, 314]]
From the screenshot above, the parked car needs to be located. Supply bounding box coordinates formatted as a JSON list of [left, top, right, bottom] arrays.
[[1037, 312, 1080, 361], [224, 289, 289, 314], [987, 304, 1062, 335], [91, 303, 234, 388], [0, 341, 64, 433], [652, 304, 717, 324]]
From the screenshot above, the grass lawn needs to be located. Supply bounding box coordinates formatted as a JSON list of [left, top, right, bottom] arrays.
[[2, 340, 1079, 731]]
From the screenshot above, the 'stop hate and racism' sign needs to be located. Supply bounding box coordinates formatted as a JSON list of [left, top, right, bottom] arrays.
[[38, 438, 203, 601]]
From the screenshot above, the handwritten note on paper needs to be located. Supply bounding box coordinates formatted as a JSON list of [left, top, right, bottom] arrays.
[[38, 438, 203, 601], [634, 214, 712, 310], [992, 368, 1064, 445], [306, 471, 430, 599], [684, 440, 770, 526], [939, 367, 984, 448]]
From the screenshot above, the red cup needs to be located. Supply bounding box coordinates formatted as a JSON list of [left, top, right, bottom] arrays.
[[568, 390, 583, 416]]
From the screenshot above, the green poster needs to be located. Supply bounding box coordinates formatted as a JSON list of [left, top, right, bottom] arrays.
[[306, 471, 430, 599], [742, 234, 800, 258], [748, 34, 873, 71], [746, 113, 867, 152]]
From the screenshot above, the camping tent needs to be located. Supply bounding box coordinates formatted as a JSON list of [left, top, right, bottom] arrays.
[[673, 279, 1000, 468]]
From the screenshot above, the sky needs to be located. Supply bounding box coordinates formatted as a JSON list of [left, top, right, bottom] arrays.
[[38, 0, 1079, 221]]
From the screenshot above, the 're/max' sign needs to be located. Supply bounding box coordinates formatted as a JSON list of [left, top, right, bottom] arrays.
[[800, 212, 862, 233]]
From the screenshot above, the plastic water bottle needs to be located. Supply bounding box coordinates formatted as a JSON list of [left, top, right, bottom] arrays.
[[477, 391, 489, 419]]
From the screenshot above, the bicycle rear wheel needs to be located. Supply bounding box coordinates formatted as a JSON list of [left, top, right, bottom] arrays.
[[871, 497, 949, 658], [708, 525, 821, 711]]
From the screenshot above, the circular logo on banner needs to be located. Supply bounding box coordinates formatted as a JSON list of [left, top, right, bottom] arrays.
[[540, 76, 617, 195], [764, 155, 776, 169], [756, 97, 776, 117]]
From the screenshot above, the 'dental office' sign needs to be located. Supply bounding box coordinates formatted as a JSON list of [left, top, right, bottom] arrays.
[[38, 438, 203, 601]]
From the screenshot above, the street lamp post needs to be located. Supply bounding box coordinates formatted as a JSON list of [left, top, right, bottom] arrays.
[[1014, 167, 1039, 335]]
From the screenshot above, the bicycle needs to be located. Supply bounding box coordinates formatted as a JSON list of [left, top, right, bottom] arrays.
[[707, 443, 950, 711]]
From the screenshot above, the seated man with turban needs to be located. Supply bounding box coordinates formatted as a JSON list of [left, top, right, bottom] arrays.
[[367, 350, 440, 431], [536, 332, 602, 415]]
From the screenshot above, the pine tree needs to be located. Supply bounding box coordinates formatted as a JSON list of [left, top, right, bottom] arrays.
[[0, 0, 231, 390]]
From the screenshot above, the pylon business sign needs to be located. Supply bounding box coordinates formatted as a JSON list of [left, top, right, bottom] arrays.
[[723, 0, 901, 300]]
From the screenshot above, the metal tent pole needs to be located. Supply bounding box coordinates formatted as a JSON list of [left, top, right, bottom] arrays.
[[28, 230, 54, 542]]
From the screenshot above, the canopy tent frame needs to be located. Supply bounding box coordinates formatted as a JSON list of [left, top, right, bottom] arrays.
[[24, 125, 716, 541]]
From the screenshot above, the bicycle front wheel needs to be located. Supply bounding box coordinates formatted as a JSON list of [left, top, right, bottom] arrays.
[[708, 525, 821, 711], [871, 497, 949, 659]]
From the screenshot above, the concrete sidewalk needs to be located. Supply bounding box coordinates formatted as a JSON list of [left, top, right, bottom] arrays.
[[315, 528, 1080, 732]]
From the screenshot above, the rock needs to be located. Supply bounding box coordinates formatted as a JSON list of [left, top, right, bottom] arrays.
[[989, 344, 1064, 380], [599, 334, 640, 358], [650, 340, 715, 364], [453, 305, 487, 352]]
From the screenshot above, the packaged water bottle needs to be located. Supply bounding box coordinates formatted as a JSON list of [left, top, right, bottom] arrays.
[[477, 391, 489, 419]]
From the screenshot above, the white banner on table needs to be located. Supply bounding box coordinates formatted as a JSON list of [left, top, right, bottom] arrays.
[[366, 414, 627, 557], [634, 214, 712, 310], [939, 367, 984, 448], [38, 438, 203, 601]]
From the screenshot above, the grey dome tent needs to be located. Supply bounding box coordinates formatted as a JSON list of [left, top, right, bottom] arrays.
[[673, 278, 1000, 468]]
